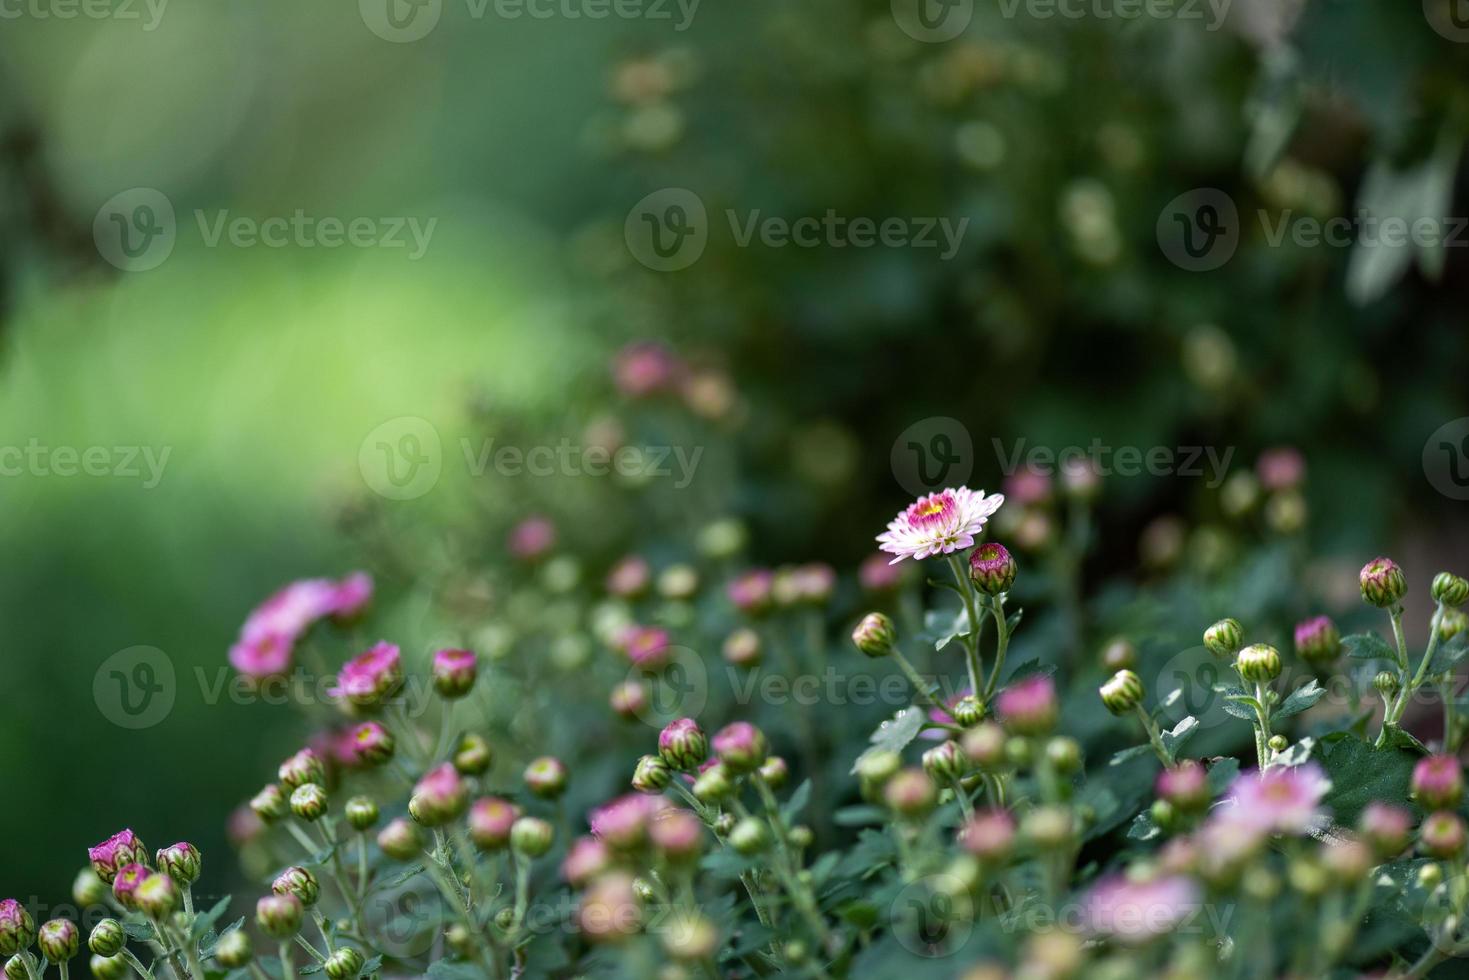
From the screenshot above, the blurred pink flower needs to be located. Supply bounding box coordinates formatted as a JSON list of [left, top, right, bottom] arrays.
[[1218, 762, 1330, 836], [329, 641, 404, 707], [1084, 874, 1200, 945], [1256, 447, 1305, 491], [612, 341, 683, 397], [508, 516, 556, 561], [228, 572, 373, 680]]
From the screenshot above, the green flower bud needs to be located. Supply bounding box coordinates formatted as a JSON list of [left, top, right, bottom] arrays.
[[632, 755, 673, 794], [758, 756, 789, 789], [134, 875, 180, 923], [1, 958, 22, 980], [692, 764, 733, 803], [1045, 737, 1082, 774], [1236, 644, 1282, 683], [510, 817, 555, 858], [1150, 799, 1175, 831], [1099, 669, 1144, 715], [1004, 736, 1033, 768], [88, 920, 125, 958], [37, 920, 78, 963], [524, 757, 569, 800], [445, 923, 476, 958], [272, 867, 319, 908], [1268, 735, 1288, 753], [1440, 608, 1468, 643], [1419, 863, 1445, 889], [1203, 618, 1243, 658], [922, 740, 967, 782], [256, 894, 304, 939], [1100, 637, 1136, 672], [1433, 572, 1469, 608], [214, 930, 252, 969], [324, 946, 365, 980], [1374, 671, 1401, 698], [71, 870, 108, 909], [950, 696, 986, 728], [855, 749, 901, 786], [1360, 558, 1406, 608], [290, 783, 329, 822], [960, 723, 1006, 770], [729, 818, 769, 855], [883, 769, 938, 819], [453, 733, 493, 776], [851, 612, 897, 658], [155, 842, 201, 885], [377, 818, 421, 862], [1021, 806, 1074, 849], [90, 954, 129, 980], [788, 826, 814, 849], [250, 784, 289, 823], [278, 748, 326, 791], [345, 796, 379, 832], [660, 913, 719, 962]]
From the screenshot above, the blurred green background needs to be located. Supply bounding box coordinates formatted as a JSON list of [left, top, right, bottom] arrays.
[[1, 0, 1467, 930]]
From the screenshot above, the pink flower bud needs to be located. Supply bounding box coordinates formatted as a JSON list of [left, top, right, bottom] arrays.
[[349, 722, 396, 767], [524, 757, 569, 799], [649, 809, 703, 862], [1359, 802, 1413, 858], [111, 864, 152, 910], [996, 675, 1058, 736], [377, 818, 420, 861], [155, 842, 201, 884], [859, 553, 905, 593], [134, 874, 179, 922], [722, 628, 762, 668], [577, 872, 641, 943], [1360, 557, 1407, 608], [969, 542, 1017, 596], [37, 919, 78, 962], [1156, 761, 1210, 813], [87, 830, 149, 885], [589, 794, 667, 851], [727, 570, 774, 616], [712, 721, 768, 773], [1420, 811, 1466, 859], [959, 808, 1016, 862], [256, 894, 303, 939], [331, 642, 404, 708], [1256, 447, 1305, 492], [1412, 755, 1464, 811], [432, 649, 478, 700], [884, 768, 937, 818], [609, 681, 648, 720], [508, 516, 556, 561], [658, 718, 708, 771], [468, 798, 520, 851], [561, 837, 611, 888], [409, 764, 467, 827], [0, 900, 36, 957], [272, 867, 319, 907], [605, 556, 651, 599], [621, 626, 671, 669], [1293, 616, 1340, 664]]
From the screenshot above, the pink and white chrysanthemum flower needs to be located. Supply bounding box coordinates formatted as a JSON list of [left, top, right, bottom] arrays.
[[1217, 762, 1331, 836], [876, 487, 1005, 563], [1084, 874, 1201, 945]]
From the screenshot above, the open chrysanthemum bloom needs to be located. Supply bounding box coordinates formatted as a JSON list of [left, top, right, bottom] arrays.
[[876, 487, 1004, 563]]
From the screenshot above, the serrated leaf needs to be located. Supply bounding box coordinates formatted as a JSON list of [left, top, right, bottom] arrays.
[[1321, 735, 1416, 827], [190, 896, 233, 943], [1127, 809, 1162, 842], [1274, 678, 1327, 721], [850, 707, 926, 774], [1161, 716, 1199, 754], [1343, 632, 1396, 662], [1271, 738, 1315, 769], [1002, 659, 1057, 684], [123, 920, 157, 941]]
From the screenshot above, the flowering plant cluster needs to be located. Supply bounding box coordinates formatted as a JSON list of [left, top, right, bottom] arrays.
[[10, 442, 1469, 979]]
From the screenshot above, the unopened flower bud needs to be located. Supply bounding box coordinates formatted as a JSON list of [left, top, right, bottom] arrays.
[[87, 830, 150, 885], [445, 922, 475, 958], [1422, 811, 1467, 859], [1099, 669, 1144, 715], [377, 818, 421, 861], [1236, 644, 1282, 683], [1203, 618, 1243, 659], [657, 719, 708, 772], [135, 874, 179, 922], [1413, 755, 1465, 810], [279, 748, 326, 791], [609, 682, 648, 720], [468, 798, 519, 851], [1021, 806, 1074, 849], [758, 756, 789, 789], [37, 920, 78, 962], [71, 870, 107, 909], [1360, 558, 1406, 608], [729, 818, 769, 855], [0, 958, 22, 980], [214, 930, 252, 969], [511, 817, 555, 858], [1005, 737, 1033, 768], [1293, 616, 1340, 665], [851, 612, 897, 658], [1419, 864, 1444, 889], [969, 542, 1017, 596], [577, 872, 641, 944], [712, 722, 768, 773], [951, 696, 986, 728], [432, 648, 479, 699], [251, 785, 289, 823], [90, 954, 128, 980], [111, 864, 152, 910], [1268, 735, 1288, 753], [349, 721, 395, 767], [692, 764, 733, 803], [562, 838, 611, 888], [1441, 608, 1468, 643], [453, 733, 493, 775], [1359, 802, 1413, 858], [996, 675, 1058, 736], [632, 755, 673, 794], [960, 808, 1016, 863], [290, 783, 329, 822], [1156, 760, 1209, 812], [345, 796, 379, 832], [923, 740, 967, 782], [1046, 737, 1081, 774], [1287, 856, 1328, 896], [88, 920, 125, 958], [961, 723, 1007, 769], [524, 757, 569, 799], [722, 629, 762, 668], [1100, 637, 1136, 672], [410, 764, 468, 826], [1433, 572, 1469, 607], [649, 810, 704, 863], [272, 867, 319, 908], [324, 946, 365, 980], [789, 825, 814, 849], [155, 842, 201, 885], [1321, 839, 1374, 886], [884, 768, 938, 818], [661, 913, 718, 962], [1374, 671, 1401, 698], [256, 894, 304, 939]]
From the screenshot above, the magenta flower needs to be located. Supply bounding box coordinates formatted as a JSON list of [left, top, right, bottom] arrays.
[[648, 808, 703, 860], [228, 573, 373, 680], [995, 675, 1058, 736], [612, 341, 683, 397], [877, 487, 1005, 563], [1412, 755, 1465, 810], [432, 648, 479, 700], [226, 806, 264, 847], [349, 721, 396, 766], [727, 570, 774, 615], [1256, 446, 1305, 491], [88, 829, 150, 885], [621, 626, 671, 668], [1084, 874, 1200, 945], [711, 721, 768, 772], [605, 556, 652, 598], [329, 641, 404, 708], [1156, 760, 1210, 812], [1219, 762, 1331, 836], [111, 863, 153, 909], [507, 516, 556, 561], [858, 553, 906, 592], [589, 793, 668, 850], [409, 764, 468, 827], [561, 836, 611, 887]]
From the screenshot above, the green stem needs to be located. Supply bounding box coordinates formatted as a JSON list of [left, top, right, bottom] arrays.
[[1254, 681, 1274, 769], [890, 646, 946, 712], [278, 941, 297, 980], [119, 949, 157, 980], [1134, 705, 1173, 766], [1378, 603, 1446, 745], [294, 934, 327, 964], [951, 777, 974, 821], [947, 555, 986, 699], [983, 594, 1010, 699]]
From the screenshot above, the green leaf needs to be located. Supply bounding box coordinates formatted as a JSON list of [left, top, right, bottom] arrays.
[[1002, 659, 1056, 684], [850, 707, 925, 774], [1343, 632, 1396, 662], [1206, 757, 1240, 794], [781, 780, 812, 824], [123, 920, 157, 942], [832, 805, 885, 826], [1320, 735, 1417, 826], [190, 895, 233, 943], [426, 964, 484, 980], [1429, 633, 1469, 674], [1274, 678, 1327, 721], [1271, 738, 1315, 768], [1109, 743, 1152, 767], [1161, 716, 1199, 755]]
